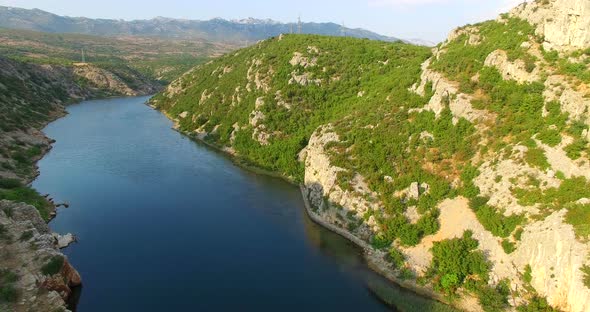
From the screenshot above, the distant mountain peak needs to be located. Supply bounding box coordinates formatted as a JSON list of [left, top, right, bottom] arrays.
[[231, 17, 280, 25], [0, 5, 433, 45]]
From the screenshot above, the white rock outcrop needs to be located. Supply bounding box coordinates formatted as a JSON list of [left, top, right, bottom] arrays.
[[544, 75, 590, 126], [512, 210, 590, 312], [289, 52, 318, 68], [484, 49, 541, 83], [411, 59, 489, 124], [511, 0, 590, 52], [300, 126, 380, 234]]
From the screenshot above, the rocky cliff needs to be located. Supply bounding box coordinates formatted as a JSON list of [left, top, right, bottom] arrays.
[[0, 200, 81, 312], [153, 1, 590, 311], [511, 0, 590, 52]]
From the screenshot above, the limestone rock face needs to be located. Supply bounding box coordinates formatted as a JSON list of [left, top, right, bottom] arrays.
[[511, 0, 590, 52], [54, 233, 77, 249], [512, 211, 590, 312], [410, 58, 489, 124], [300, 126, 346, 211], [484, 49, 541, 83], [300, 126, 377, 240], [544, 75, 590, 126], [0, 200, 81, 312]]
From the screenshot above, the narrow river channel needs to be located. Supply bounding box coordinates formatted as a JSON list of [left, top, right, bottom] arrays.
[[33, 96, 444, 311]]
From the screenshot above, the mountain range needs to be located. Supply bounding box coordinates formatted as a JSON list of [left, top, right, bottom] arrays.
[[0, 6, 433, 45]]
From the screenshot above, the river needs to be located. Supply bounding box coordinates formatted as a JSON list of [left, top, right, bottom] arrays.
[[32, 96, 444, 311]]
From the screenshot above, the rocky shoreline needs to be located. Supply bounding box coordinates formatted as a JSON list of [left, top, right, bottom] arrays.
[[0, 200, 82, 312], [298, 185, 475, 311]]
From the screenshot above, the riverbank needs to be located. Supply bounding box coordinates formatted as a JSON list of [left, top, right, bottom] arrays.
[[299, 185, 469, 312]]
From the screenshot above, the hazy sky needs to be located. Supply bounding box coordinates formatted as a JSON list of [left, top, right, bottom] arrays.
[[0, 0, 528, 42]]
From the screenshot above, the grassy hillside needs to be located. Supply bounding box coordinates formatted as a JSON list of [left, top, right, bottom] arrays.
[[152, 34, 432, 179]]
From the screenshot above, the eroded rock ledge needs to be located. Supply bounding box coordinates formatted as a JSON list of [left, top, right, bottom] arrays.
[[0, 200, 81, 312]]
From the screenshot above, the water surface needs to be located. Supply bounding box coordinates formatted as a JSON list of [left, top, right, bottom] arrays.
[[34, 96, 398, 311]]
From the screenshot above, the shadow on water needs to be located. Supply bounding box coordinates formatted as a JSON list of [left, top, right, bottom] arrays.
[[299, 203, 459, 312], [67, 286, 82, 311]]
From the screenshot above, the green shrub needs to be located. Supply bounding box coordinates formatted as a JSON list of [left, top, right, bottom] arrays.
[[581, 265, 590, 289], [0, 178, 22, 189], [0, 284, 17, 303], [476, 280, 510, 312], [517, 296, 558, 312], [537, 129, 561, 147], [0, 270, 18, 284], [0, 224, 10, 241], [2, 206, 13, 218], [502, 239, 516, 254], [514, 177, 590, 210], [0, 186, 51, 220], [430, 18, 535, 88], [386, 247, 406, 269], [566, 204, 590, 239], [367, 278, 461, 312], [41, 256, 64, 276], [513, 228, 524, 241], [525, 147, 550, 170], [428, 230, 490, 295], [564, 138, 588, 160], [398, 267, 415, 281], [460, 165, 481, 198], [19, 230, 33, 242], [371, 234, 392, 250], [469, 197, 523, 238], [0, 269, 19, 303], [523, 265, 533, 284]]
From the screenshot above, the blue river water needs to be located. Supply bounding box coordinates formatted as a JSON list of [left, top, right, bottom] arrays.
[[32, 96, 417, 311]]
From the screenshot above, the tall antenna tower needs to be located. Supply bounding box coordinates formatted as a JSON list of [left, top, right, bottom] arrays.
[[81, 48, 86, 63], [341, 21, 346, 37], [297, 15, 302, 34]]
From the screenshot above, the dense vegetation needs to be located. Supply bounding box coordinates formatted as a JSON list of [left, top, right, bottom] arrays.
[[431, 17, 536, 93], [425, 231, 514, 312], [427, 231, 490, 296], [469, 196, 523, 239], [152, 34, 472, 249], [152, 34, 433, 180], [0, 178, 51, 220], [41, 255, 64, 276], [0, 269, 18, 303]]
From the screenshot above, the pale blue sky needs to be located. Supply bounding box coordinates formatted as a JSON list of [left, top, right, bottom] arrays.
[[0, 0, 527, 42]]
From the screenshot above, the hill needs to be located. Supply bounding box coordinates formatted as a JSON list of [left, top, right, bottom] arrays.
[[0, 27, 235, 83], [151, 0, 590, 311], [0, 6, 405, 44]]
